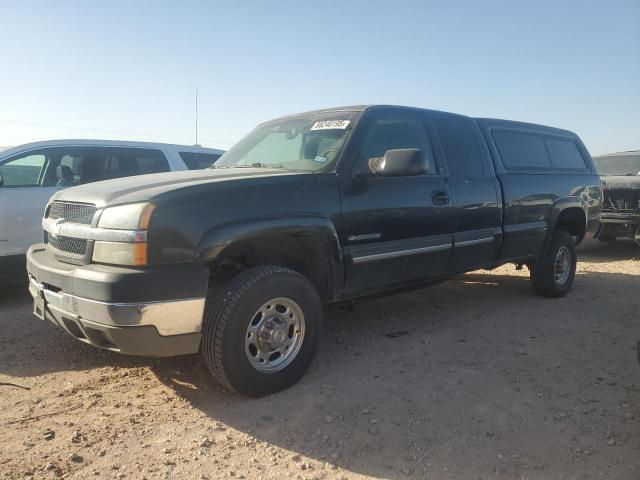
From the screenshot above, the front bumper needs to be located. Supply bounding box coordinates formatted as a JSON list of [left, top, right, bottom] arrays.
[[26, 244, 208, 357], [600, 211, 640, 224], [600, 212, 640, 242]]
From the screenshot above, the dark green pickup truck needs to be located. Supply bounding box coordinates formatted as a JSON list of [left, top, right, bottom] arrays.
[[27, 105, 602, 396]]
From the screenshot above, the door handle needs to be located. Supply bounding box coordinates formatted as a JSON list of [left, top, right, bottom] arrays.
[[431, 190, 449, 205]]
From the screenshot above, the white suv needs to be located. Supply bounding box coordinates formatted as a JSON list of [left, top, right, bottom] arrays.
[[0, 139, 224, 279]]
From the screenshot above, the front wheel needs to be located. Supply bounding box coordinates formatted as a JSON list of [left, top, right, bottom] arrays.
[[529, 232, 576, 298], [201, 266, 322, 397]]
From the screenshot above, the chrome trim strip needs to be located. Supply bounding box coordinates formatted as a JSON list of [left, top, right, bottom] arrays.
[[503, 221, 548, 233], [348, 233, 382, 242], [352, 243, 451, 264], [28, 277, 204, 336], [42, 217, 147, 243], [455, 237, 495, 247]]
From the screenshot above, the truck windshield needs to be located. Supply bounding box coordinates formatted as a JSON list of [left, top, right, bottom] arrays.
[[215, 113, 359, 172], [594, 153, 640, 176]]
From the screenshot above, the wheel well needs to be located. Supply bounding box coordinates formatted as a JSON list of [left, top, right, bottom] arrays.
[[554, 207, 586, 244], [207, 232, 337, 302]]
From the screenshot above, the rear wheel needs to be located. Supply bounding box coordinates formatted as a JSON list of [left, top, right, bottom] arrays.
[[202, 266, 322, 397], [529, 232, 576, 298]]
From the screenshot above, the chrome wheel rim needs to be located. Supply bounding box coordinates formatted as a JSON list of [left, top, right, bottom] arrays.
[[245, 297, 305, 373], [554, 246, 571, 285]]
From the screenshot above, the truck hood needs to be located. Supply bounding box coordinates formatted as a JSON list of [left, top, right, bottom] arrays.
[[600, 175, 640, 190], [50, 167, 303, 207]]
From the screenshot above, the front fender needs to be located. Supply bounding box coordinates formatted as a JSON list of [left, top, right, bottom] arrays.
[[194, 214, 344, 295]]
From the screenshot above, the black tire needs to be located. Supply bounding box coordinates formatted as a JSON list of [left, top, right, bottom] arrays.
[[202, 266, 322, 397], [529, 231, 576, 298]]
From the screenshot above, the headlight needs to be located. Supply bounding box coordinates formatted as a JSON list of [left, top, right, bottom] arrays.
[[98, 203, 155, 230], [92, 203, 154, 266]]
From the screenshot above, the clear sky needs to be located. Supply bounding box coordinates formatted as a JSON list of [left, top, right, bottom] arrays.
[[1, 0, 638, 155]]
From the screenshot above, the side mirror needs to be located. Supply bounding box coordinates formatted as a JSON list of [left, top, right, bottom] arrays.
[[0, 171, 3, 187], [368, 148, 429, 177]]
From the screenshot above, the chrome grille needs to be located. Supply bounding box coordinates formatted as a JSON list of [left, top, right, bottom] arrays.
[[47, 234, 87, 256], [48, 202, 97, 225], [603, 189, 640, 213]]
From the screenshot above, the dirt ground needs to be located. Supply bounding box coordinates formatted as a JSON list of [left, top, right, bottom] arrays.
[[0, 239, 638, 480]]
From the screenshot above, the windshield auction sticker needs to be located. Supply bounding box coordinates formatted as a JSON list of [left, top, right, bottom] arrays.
[[310, 120, 350, 130]]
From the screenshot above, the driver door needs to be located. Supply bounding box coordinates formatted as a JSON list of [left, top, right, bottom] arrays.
[[0, 150, 62, 257], [339, 109, 453, 294]]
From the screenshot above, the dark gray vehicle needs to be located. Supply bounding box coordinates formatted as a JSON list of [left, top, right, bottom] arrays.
[[26, 105, 602, 396], [593, 151, 640, 244]]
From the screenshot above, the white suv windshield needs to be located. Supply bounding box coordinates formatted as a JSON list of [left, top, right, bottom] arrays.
[[216, 113, 359, 172]]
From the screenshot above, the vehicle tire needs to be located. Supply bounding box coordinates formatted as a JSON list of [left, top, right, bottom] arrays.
[[529, 231, 576, 298], [201, 266, 322, 397]]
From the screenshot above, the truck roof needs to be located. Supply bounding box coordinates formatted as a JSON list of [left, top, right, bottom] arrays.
[[261, 105, 579, 139]]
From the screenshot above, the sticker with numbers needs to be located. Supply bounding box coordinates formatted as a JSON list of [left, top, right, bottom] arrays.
[[310, 120, 350, 131]]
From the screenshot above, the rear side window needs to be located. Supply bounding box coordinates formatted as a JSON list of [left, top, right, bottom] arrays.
[[134, 153, 171, 175], [34, 147, 169, 187], [493, 130, 587, 171], [432, 113, 485, 176], [72, 147, 170, 184], [545, 138, 587, 170], [179, 152, 222, 170], [492, 130, 551, 169]]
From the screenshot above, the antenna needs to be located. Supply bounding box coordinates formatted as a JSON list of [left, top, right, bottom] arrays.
[[194, 89, 199, 167], [195, 89, 198, 146]]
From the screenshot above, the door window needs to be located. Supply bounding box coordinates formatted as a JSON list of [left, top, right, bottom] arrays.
[[59, 154, 82, 185], [357, 112, 436, 174], [36, 147, 170, 186], [0, 153, 46, 187], [79, 147, 170, 182], [432, 113, 486, 176]]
